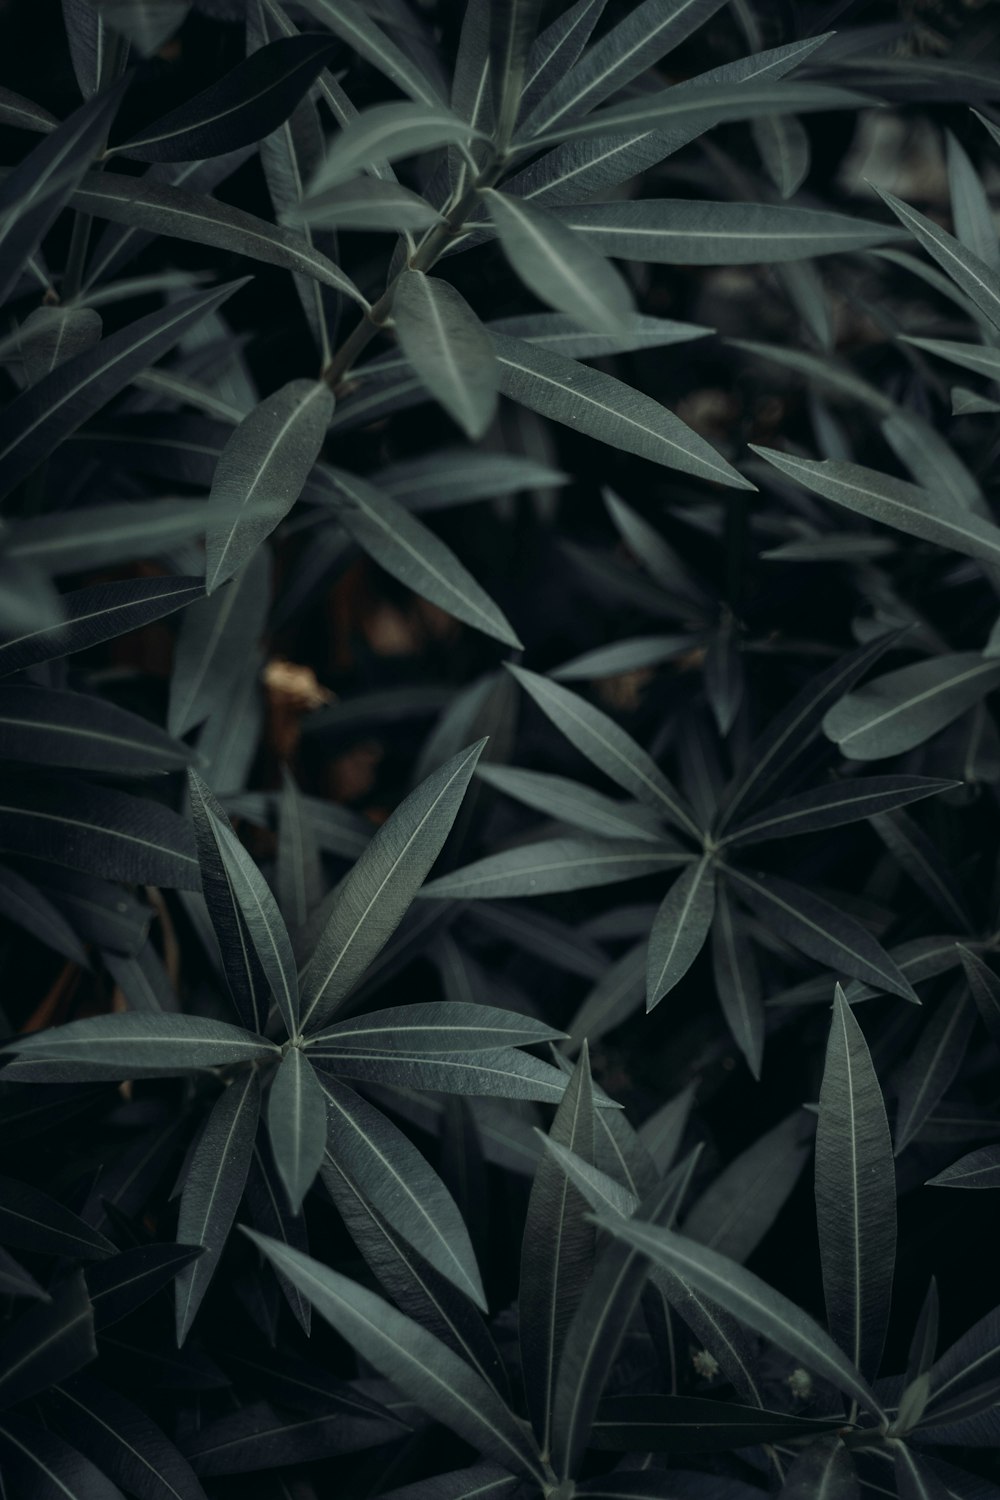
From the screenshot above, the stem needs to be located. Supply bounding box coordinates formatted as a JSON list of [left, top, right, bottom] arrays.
[[321, 153, 506, 392]]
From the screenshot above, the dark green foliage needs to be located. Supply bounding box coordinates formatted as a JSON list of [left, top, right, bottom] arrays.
[[0, 1, 998, 1496]]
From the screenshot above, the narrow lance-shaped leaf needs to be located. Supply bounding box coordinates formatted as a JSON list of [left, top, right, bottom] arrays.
[[928, 1146, 1000, 1190], [243, 1230, 546, 1484], [711, 880, 764, 1078], [0, 1175, 114, 1262], [647, 856, 716, 1010], [957, 946, 1000, 1053], [592, 1213, 882, 1418], [816, 987, 896, 1382], [482, 189, 634, 335], [323, 468, 521, 647], [492, 334, 754, 490], [0, 279, 247, 503], [682, 1111, 811, 1265], [393, 271, 499, 440], [751, 447, 1000, 572], [206, 379, 334, 594], [299, 740, 486, 1031], [188, 771, 300, 1040], [70, 171, 369, 306], [519, 1045, 596, 1452], [20, 307, 103, 384], [723, 776, 958, 846], [721, 865, 918, 1004], [47, 1374, 208, 1500], [169, 548, 270, 738], [298, 0, 446, 108], [823, 654, 1000, 762], [873, 185, 1000, 333], [0, 79, 126, 306], [308, 102, 481, 191], [316, 1074, 484, 1308], [175, 1069, 261, 1345], [109, 35, 339, 162], [715, 630, 905, 832], [507, 665, 701, 838], [307, 1000, 564, 1053], [476, 763, 664, 842], [555, 200, 901, 265], [0, 575, 204, 677], [421, 838, 690, 900], [2, 1013, 277, 1084], [490, 0, 541, 143], [591, 1394, 843, 1452], [894, 988, 976, 1156], [520, 0, 730, 137], [0, 684, 192, 777], [267, 1047, 327, 1215]]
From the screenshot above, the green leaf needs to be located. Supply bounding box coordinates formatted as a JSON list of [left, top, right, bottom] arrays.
[[243, 1230, 545, 1482], [299, 741, 486, 1031], [476, 763, 664, 841], [4, 501, 213, 574], [536, 1135, 639, 1219], [297, 0, 445, 108], [482, 189, 634, 335], [565, 939, 646, 1052], [647, 856, 716, 1010], [873, 185, 1000, 332], [189, 771, 300, 1039], [507, 666, 701, 837], [901, 335, 1000, 385], [0, 575, 202, 677], [19, 307, 103, 384], [492, 333, 754, 489], [721, 865, 918, 1003], [0, 81, 126, 306], [552, 635, 698, 682], [309, 102, 480, 191], [751, 448, 1000, 569], [70, 171, 370, 305], [957, 946, 1000, 1053], [520, 0, 730, 137], [724, 776, 957, 845], [205, 379, 333, 594], [319, 1151, 505, 1390], [551, 1162, 695, 1478], [0, 775, 199, 893], [175, 1069, 260, 1344], [306, 1000, 564, 1053], [519, 1045, 596, 1451], [0, 1176, 114, 1262], [0, 684, 191, 776], [928, 1145, 1000, 1190], [169, 548, 270, 738], [288, 176, 440, 231], [489, 0, 541, 143], [2, 1013, 277, 1083], [314, 1045, 578, 1102], [591, 1394, 842, 1451], [823, 653, 1000, 761], [46, 1374, 207, 1500], [110, 36, 339, 162], [894, 989, 976, 1156], [520, 0, 607, 117], [393, 271, 499, 439], [753, 111, 810, 199], [86, 1245, 205, 1330], [0, 279, 246, 502], [555, 200, 901, 264], [421, 837, 690, 899], [267, 1047, 327, 1214], [893, 1443, 953, 1500], [309, 1080, 480, 1317], [682, 1111, 811, 1264], [710, 880, 764, 1077], [526, 78, 871, 150], [592, 1213, 883, 1418], [816, 987, 896, 1381], [321, 468, 521, 646]]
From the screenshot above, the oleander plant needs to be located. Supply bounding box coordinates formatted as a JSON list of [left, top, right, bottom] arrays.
[[0, 0, 999, 1495]]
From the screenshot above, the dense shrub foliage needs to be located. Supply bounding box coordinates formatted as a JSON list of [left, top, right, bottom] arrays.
[[0, 0, 999, 1496]]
